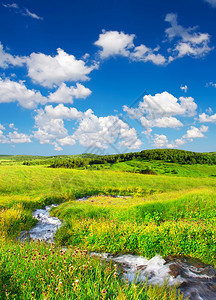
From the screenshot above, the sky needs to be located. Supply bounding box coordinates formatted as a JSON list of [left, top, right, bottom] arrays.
[[0, 0, 216, 155]]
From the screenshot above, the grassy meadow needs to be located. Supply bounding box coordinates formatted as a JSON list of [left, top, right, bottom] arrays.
[[1, 151, 216, 299]]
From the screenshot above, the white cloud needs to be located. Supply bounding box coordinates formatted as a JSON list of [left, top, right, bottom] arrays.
[[208, 82, 216, 88], [199, 112, 216, 123], [0, 124, 5, 130], [33, 104, 142, 151], [33, 104, 92, 149], [140, 116, 183, 128], [34, 110, 69, 146], [94, 30, 135, 59], [2, 3, 19, 9], [23, 8, 43, 20], [123, 91, 197, 129], [8, 131, 32, 143], [204, 0, 216, 7], [0, 42, 26, 68], [152, 126, 207, 149], [9, 123, 18, 130], [165, 13, 212, 59], [179, 96, 197, 117], [73, 114, 142, 150], [0, 77, 45, 109], [95, 30, 166, 65], [180, 85, 188, 93], [3, 3, 43, 20], [173, 41, 212, 58], [152, 134, 186, 149], [0, 78, 91, 109], [153, 134, 174, 148], [40, 104, 92, 120], [0, 127, 32, 144], [48, 83, 91, 104], [58, 136, 76, 147], [0, 130, 8, 143], [175, 138, 185, 147], [130, 44, 166, 65], [26, 48, 98, 87], [182, 125, 208, 140]]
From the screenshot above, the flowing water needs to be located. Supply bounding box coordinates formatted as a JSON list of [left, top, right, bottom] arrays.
[[21, 201, 216, 300], [19, 204, 62, 242], [91, 253, 216, 300]]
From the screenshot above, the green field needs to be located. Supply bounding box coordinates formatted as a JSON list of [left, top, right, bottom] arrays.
[[1, 151, 216, 299]]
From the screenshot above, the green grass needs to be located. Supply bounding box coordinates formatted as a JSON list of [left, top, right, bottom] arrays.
[[0, 161, 215, 299], [98, 158, 216, 177], [52, 189, 216, 266]]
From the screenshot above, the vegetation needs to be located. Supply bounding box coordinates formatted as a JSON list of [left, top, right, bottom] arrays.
[[49, 149, 216, 169], [1, 150, 216, 299], [53, 189, 216, 266], [0, 239, 185, 300]]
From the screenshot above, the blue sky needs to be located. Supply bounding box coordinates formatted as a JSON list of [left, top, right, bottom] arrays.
[[0, 0, 216, 155]]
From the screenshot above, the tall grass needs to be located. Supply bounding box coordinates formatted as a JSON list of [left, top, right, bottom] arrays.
[[53, 189, 216, 266], [0, 238, 185, 300]]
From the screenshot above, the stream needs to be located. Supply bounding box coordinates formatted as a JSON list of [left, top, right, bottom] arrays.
[[19, 201, 216, 300]]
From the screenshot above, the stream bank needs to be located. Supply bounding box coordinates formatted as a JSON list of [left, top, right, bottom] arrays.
[[19, 201, 216, 300]]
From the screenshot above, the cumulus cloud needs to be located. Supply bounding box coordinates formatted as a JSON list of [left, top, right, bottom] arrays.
[[0, 77, 45, 109], [9, 123, 18, 130], [199, 112, 216, 123], [0, 78, 91, 109], [152, 126, 208, 149], [38, 104, 92, 120], [180, 85, 188, 93], [34, 109, 70, 147], [182, 125, 208, 140], [204, 0, 216, 7], [33, 104, 142, 151], [73, 114, 142, 150], [94, 30, 135, 59], [153, 134, 173, 148], [123, 91, 197, 130], [58, 136, 76, 147], [165, 13, 212, 60], [153, 134, 185, 149], [0, 128, 32, 144], [8, 131, 32, 143], [0, 130, 8, 143], [33, 104, 92, 149], [48, 83, 91, 104], [0, 124, 5, 130], [130, 44, 166, 65], [140, 116, 183, 128], [95, 15, 212, 65], [0, 43, 97, 88], [0, 42, 26, 68], [94, 30, 166, 65], [26, 48, 98, 87]]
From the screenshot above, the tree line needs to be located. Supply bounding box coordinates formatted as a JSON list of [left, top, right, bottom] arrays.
[[46, 149, 216, 169]]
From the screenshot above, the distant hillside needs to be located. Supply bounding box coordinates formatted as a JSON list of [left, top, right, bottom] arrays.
[[48, 149, 216, 169], [1, 149, 216, 167]]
